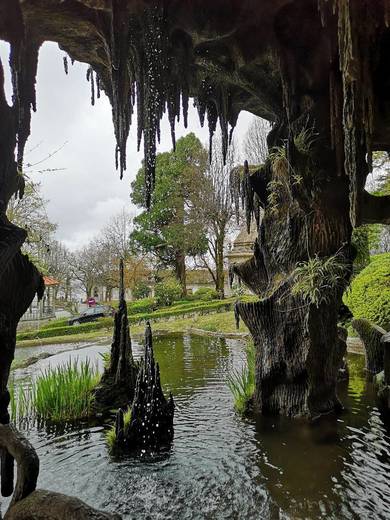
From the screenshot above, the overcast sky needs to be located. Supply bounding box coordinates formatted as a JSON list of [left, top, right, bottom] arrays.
[[0, 41, 255, 251]]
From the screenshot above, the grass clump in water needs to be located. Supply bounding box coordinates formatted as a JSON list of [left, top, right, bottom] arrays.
[[227, 341, 255, 415], [106, 407, 132, 451], [10, 359, 100, 423]]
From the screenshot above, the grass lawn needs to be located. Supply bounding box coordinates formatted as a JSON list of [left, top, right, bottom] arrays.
[[16, 311, 248, 348]]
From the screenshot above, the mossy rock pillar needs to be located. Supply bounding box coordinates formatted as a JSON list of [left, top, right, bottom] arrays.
[[352, 318, 386, 375], [113, 322, 174, 454], [376, 332, 390, 410], [235, 127, 354, 419], [93, 260, 138, 415], [383, 332, 390, 386]]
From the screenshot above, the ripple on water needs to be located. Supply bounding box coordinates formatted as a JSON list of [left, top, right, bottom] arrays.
[[4, 336, 390, 520]]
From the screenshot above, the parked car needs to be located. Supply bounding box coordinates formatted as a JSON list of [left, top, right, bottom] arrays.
[[68, 305, 115, 326]]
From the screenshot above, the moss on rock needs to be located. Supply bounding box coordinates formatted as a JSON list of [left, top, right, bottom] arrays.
[[344, 253, 390, 330]]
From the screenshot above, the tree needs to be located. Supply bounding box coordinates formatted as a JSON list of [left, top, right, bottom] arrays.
[[68, 241, 104, 299], [101, 208, 134, 261], [69, 210, 151, 301], [371, 154, 390, 252], [130, 133, 208, 295], [97, 210, 150, 300], [243, 117, 269, 165], [193, 138, 239, 298], [43, 240, 73, 300], [6, 180, 57, 269], [353, 152, 390, 256]]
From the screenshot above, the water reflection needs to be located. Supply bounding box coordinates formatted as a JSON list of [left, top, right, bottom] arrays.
[[150, 334, 230, 396], [253, 354, 390, 519], [3, 336, 390, 519]]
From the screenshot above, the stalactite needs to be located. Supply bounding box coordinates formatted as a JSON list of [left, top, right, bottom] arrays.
[[108, 0, 134, 180], [10, 36, 40, 175], [75, 2, 238, 209], [63, 56, 68, 75], [229, 165, 243, 225], [320, 0, 378, 225], [96, 74, 101, 99], [86, 66, 95, 106], [242, 161, 254, 233], [182, 87, 189, 128]]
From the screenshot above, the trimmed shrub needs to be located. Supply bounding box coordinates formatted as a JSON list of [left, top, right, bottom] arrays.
[[127, 297, 156, 315], [17, 318, 113, 341], [16, 295, 258, 342], [42, 318, 71, 330], [154, 278, 182, 307], [344, 253, 390, 330], [193, 287, 219, 301], [132, 281, 151, 300]]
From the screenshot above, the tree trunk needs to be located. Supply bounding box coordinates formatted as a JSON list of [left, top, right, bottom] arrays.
[[64, 276, 70, 301], [174, 251, 187, 296], [105, 287, 113, 302], [215, 234, 225, 299], [85, 285, 92, 300], [352, 319, 385, 375], [235, 124, 354, 419]]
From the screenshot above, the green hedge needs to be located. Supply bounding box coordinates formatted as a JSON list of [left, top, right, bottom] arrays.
[[17, 295, 257, 342], [344, 253, 390, 330], [127, 297, 156, 315], [129, 299, 233, 323], [42, 318, 71, 330], [192, 287, 219, 300], [17, 318, 113, 341]]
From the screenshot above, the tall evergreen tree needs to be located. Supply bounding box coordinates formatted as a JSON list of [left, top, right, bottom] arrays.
[[130, 133, 208, 295]]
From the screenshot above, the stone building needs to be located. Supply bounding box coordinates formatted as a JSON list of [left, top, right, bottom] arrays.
[[226, 225, 258, 269]]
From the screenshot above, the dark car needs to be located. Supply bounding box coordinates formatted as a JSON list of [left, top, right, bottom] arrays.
[[68, 305, 115, 326]]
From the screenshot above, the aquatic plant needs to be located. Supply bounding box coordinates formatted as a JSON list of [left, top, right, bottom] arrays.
[[9, 382, 31, 422], [10, 359, 100, 423], [99, 351, 111, 369], [227, 341, 255, 415], [106, 407, 132, 452]]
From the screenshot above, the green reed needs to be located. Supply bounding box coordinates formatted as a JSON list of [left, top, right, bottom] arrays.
[[227, 341, 255, 415], [10, 359, 100, 423]]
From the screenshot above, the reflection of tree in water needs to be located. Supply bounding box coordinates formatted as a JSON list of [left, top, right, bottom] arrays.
[[133, 334, 230, 397], [252, 354, 390, 518]]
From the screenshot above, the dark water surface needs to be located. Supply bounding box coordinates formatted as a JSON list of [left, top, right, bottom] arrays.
[[5, 334, 390, 519]]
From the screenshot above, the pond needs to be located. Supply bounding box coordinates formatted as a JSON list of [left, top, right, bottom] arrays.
[[5, 334, 390, 519]]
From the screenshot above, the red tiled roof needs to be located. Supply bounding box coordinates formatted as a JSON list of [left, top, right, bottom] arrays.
[[43, 276, 60, 286]]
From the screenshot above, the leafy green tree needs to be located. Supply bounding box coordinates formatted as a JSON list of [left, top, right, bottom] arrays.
[[133, 280, 151, 300], [130, 133, 208, 295]]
